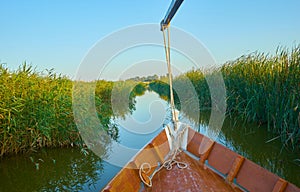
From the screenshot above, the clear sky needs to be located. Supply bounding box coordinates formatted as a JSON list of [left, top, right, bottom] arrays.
[[1, 0, 299, 79]]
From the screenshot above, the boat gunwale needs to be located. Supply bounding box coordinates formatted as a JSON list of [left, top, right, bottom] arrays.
[[102, 127, 300, 192]]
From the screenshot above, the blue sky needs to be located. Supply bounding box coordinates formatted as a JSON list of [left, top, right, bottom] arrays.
[[1, 0, 299, 79]]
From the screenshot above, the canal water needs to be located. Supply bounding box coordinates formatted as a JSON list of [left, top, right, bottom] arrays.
[[0, 91, 299, 191]]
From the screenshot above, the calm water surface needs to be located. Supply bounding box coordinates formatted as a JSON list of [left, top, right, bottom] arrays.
[[0, 91, 299, 191]]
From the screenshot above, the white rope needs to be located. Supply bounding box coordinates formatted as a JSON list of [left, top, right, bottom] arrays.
[[162, 27, 178, 131], [139, 26, 188, 188], [139, 152, 188, 187], [139, 124, 188, 187]]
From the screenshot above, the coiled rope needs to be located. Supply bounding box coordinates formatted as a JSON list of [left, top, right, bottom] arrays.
[[139, 124, 188, 187], [138, 24, 189, 188]]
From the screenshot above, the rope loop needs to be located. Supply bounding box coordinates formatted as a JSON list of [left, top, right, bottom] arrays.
[[163, 159, 188, 170], [139, 157, 188, 187], [139, 25, 189, 188], [139, 162, 153, 187]]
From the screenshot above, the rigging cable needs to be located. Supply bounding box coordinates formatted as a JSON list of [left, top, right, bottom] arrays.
[[162, 26, 178, 131], [139, 25, 188, 188]]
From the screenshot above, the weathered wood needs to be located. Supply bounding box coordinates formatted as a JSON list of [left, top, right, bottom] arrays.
[[226, 155, 245, 183], [102, 128, 300, 192], [236, 159, 279, 192], [149, 130, 170, 163], [199, 138, 215, 164], [187, 128, 204, 157], [285, 183, 300, 192], [272, 178, 288, 192], [141, 152, 242, 192], [207, 142, 239, 176], [102, 167, 140, 192]]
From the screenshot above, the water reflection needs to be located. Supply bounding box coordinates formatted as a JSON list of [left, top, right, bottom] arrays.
[[180, 110, 300, 186], [116, 91, 169, 149], [219, 118, 300, 185], [0, 148, 117, 192], [111, 81, 147, 119], [105, 91, 170, 168], [1, 89, 299, 192], [149, 81, 300, 186]]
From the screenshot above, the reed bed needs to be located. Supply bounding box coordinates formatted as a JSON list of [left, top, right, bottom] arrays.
[[0, 64, 80, 156], [1, 45, 299, 155], [0, 64, 118, 156], [174, 46, 299, 149], [222, 46, 300, 149], [175, 69, 211, 111], [96, 80, 147, 119], [0, 64, 147, 156]]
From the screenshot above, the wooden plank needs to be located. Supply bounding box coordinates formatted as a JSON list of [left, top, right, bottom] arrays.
[[103, 130, 169, 192], [102, 128, 300, 192], [236, 159, 279, 192], [272, 178, 288, 192], [285, 183, 300, 192], [226, 155, 245, 183], [187, 128, 204, 157], [142, 152, 242, 192], [187, 128, 215, 163], [150, 129, 170, 161], [199, 137, 215, 164], [102, 167, 140, 192], [134, 144, 161, 170], [207, 142, 239, 176]]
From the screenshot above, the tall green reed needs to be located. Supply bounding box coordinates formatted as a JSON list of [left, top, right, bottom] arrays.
[[0, 64, 118, 156], [0, 63, 79, 156], [172, 46, 299, 149], [221, 46, 300, 149]]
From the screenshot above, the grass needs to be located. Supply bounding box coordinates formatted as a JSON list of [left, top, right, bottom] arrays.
[[222, 46, 300, 150], [0, 64, 74, 155], [1, 45, 299, 155], [173, 46, 300, 150], [0, 64, 149, 156], [0, 64, 118, 156]]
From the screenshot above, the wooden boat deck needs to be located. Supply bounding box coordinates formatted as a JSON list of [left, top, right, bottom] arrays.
[[141, 151, 242, 192], [102, 128, 300, 192]]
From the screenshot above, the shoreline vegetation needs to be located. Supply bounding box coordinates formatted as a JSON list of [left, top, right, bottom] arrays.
[[0, 46, 299, 157]]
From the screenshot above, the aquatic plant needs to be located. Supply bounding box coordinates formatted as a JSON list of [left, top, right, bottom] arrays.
[[174, 46, 300, 149], [221, 46, 300, 149], [0, 64, 118, 156]]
